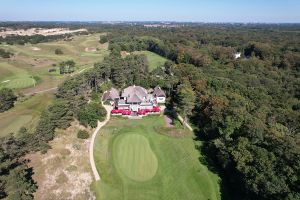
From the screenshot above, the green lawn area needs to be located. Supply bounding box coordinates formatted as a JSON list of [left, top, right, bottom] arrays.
[[134, 51, 167, 71], [0, 62, 35, 89], [0, 92, 53, 138], [92, 116, 221, 200]]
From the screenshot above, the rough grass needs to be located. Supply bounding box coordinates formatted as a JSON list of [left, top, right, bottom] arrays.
[[92, 116, 221, 200], [114, 134, 158, 182], [26, 121, 95, 200]]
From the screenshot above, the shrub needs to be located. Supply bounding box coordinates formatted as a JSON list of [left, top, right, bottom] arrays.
[[0, 48, 13, 58], [77, 130, 89, 139], [55, 48, 64, 55]]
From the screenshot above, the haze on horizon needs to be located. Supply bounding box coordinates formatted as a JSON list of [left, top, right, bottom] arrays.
[[0, 0, 300, 23]]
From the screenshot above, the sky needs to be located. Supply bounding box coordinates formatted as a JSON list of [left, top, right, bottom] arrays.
[[0, 0, 299, 23]]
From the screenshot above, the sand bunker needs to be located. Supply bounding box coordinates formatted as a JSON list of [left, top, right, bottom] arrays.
[[85, 47, 97, 52], [121, 51, 131, 58], [1, 80, 10, 83], [31, 47, 41, 51]]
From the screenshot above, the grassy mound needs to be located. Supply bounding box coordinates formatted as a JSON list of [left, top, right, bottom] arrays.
[[114, 134, 158, 182], [93, 116, 221, 200]]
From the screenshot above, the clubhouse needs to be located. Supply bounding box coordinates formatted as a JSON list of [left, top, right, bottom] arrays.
[[102, 85, 166, 116]]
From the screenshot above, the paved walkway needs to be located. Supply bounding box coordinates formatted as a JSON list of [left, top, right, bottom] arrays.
[[89, 103, 112, 181]]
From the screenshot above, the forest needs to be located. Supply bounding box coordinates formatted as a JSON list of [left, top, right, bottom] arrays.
[[103, 25, 300, 200], [0, 23, 299, 199]]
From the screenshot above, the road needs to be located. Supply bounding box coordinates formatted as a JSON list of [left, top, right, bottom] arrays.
[[89, 103, 112, 181]]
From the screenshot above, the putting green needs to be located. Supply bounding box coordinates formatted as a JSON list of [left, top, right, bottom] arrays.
[[2, 77, 36, 89], [114, 134, 158, 182]]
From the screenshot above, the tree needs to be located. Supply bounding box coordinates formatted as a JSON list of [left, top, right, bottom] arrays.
[[99, 35, 108, 44], [0, 88, 17, 113], [177, 80, 196, 125], [4, 165, 37, 200], [59, 60, 75, 74]]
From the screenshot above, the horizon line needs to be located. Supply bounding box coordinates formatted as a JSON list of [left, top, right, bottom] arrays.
[[0, 20, 300, 24]]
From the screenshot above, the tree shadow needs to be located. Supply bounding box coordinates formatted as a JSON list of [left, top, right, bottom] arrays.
[[194, 136, 232, 200]]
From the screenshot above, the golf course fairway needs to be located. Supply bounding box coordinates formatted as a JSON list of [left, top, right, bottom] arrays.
[[93, 116, 221, 200]]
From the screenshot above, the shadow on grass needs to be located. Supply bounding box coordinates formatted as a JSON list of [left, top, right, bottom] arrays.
[[195, 138, 231, 200]]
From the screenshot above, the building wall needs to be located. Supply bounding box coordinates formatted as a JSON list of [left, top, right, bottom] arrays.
[[156, 97, 166, 103]]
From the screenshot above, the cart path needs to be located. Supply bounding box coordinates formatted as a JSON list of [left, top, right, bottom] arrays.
[[89, 103, 112, 181]]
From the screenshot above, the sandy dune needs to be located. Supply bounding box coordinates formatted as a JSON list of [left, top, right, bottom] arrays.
[[0, 28, 87, 38]]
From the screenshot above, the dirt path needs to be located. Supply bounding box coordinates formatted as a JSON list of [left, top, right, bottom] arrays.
[[89, 103, 112, 181], [24, 87, 58, 96], [24, 66, 93, 96], [71, 66, 93, 77]]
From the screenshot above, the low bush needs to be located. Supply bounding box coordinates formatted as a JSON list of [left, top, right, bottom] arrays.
[[77, 130, 89, 139]]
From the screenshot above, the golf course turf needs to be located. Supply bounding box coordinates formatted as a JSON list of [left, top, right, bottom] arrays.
[[114, 133, 158, 182], [93, 116, 221, 200]]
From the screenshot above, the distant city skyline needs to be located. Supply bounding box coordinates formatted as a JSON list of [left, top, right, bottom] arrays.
[[0, 0, 300, 23]]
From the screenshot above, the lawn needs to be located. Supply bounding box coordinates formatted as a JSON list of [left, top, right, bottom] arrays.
[[134, 51, 167, 71], [92, 116, 221, 200]]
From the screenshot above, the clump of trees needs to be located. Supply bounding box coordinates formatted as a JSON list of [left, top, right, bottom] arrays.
[[94, 54, 149, 88], [0, 88, 17, 112], [78, 102, 106, 128], [0, 48, 13, 58], [99, 35, 108, 44], [0, 134, 37, 199], [0, 34, 73, 45], [59, 60, 75, 74]]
